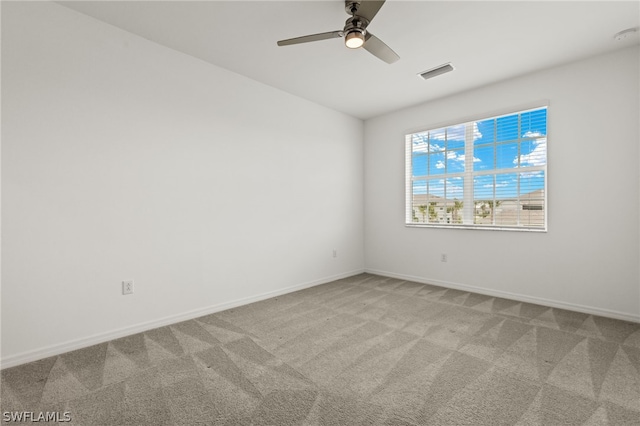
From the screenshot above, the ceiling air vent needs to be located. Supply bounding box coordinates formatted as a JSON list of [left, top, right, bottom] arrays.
[[418, 63, 454, 80]]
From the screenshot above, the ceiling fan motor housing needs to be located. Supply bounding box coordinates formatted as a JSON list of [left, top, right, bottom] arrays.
[[344, 16, 368, 33]]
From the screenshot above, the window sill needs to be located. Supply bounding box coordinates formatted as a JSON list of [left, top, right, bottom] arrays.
[[405, 223, 547, 233]]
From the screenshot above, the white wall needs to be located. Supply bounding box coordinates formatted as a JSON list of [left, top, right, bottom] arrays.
[[364, 46, 640, 321], [1, 2, 364, 366], [3, 2, 638, 369]]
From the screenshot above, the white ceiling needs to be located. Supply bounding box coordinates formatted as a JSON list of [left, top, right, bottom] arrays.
[[58, 0, 639, 120]]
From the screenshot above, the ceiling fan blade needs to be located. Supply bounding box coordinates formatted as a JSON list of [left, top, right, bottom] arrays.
[[363, 32, 399, 64], [356, 0, 386, 23], [277, 30, 343, 46]]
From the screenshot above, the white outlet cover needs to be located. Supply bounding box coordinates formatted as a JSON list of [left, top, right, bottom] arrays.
[[122, 280, 134, 295]]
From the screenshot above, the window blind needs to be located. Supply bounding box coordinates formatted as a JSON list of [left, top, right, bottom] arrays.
[[406, 106, 547, 231]]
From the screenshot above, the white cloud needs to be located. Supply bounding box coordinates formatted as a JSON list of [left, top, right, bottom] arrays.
[[520, 171, 544, 179], [435, 161, 445, 169], [430, 143, 443, 152], [457, 154, 481, 163], [429, 123, 482, 142], [413, 182, 427, 193], [428, 128, 447, 141], [412, 135, 429, 153], [413, 142, 428, 153], [413, 127, 484, 163], [516, 136, 547, 166], [471, 123, 483, 140], [411, 139, 443, 153], [447, 151, 482, 164]]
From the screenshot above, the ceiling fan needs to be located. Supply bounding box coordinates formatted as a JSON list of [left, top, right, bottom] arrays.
[[277, 0, 400, 64]]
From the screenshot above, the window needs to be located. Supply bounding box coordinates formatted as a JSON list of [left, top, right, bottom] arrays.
[[406, 106, 547, 231]]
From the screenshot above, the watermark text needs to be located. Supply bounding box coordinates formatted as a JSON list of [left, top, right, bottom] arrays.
[[2, 411, 71, 423]]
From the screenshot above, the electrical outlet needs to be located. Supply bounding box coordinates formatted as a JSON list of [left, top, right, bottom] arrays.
[[333, 249, 337, 258], [441, 253, 448, 262], [122, 280, 134, 295]]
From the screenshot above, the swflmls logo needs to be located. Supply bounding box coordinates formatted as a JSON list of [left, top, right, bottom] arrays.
[[2, 411, 71, 423]]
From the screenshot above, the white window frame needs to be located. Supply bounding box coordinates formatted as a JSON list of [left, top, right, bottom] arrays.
[[405, 105, 548, 232]]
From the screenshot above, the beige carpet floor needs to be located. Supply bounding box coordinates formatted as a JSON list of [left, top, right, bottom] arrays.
[[1, 273, 639, 425]]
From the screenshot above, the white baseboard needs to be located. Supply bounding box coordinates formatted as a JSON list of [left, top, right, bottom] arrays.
[[365, 268, 640, 324], [0, 269, 365, 370]]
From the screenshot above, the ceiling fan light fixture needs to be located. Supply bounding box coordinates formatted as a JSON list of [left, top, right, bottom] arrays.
[[276, 0, 399, 63], [345, 29, 365, 49]]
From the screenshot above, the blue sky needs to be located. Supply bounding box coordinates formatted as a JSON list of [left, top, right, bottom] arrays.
[[411, 108, 546, 201]]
